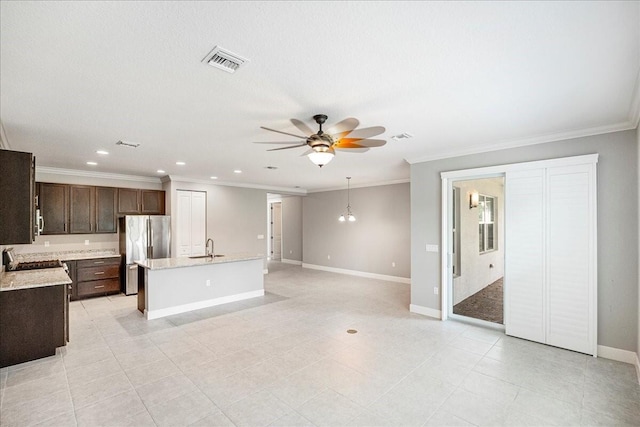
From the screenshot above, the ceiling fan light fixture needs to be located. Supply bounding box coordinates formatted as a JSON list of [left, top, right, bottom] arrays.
[[308, 150, 334, 167]]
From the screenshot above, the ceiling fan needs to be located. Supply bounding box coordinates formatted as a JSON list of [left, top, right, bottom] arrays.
[[254, 114, 386, 167]]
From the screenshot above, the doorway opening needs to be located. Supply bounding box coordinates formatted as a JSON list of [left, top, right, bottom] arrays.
[[449, 176, 505, 327]]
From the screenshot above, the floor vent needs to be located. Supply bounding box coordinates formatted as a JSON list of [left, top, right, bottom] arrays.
[[202, 46, 248, 73]]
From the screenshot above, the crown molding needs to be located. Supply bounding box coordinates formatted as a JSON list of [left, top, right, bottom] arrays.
[[405, 120, 636, 165], [36, 166, 162, 183], [167, 175, 308, 195], [307, 178, 410, 193]]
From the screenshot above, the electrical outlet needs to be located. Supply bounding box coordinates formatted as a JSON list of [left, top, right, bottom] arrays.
[[392, 262, 396, 267], [327, 255, 331, 260], [44, 241, 50, 247], [290, 250, 292, 254], [434, 287, 439, 295], [257, 234, 264, 240], [84, 240, 89, 245], [426, 244, 439, 252], [206, 279, 211, 287]]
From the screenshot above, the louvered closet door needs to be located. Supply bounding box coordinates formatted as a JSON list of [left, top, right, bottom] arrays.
[[505, 169, 545, 344], [546, 164, 595, 354]]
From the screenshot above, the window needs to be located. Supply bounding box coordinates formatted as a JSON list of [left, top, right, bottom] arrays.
[[479, 195, 496, 253]]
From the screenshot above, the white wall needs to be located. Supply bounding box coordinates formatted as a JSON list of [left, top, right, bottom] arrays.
[[302, 182, 410, 279], [453, 178, 504, 305], [166, 180, 268, 267], [637, 125, 640, 368], [281, 196, 303, 262]]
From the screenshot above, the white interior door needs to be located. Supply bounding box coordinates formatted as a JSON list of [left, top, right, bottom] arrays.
[[176, 190, 207, 257], [271, 202, 282, 261], [505, 168, 546, 344], [546, 164, 595, 354], [190, 191, 207, 256], [176, 190, 192, 257]]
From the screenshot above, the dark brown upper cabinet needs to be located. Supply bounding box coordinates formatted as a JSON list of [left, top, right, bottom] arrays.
[[69, 185, 95, 234], [38, 183, 69, 235], [0, 150, 35, 244], [118, 189, 165, 215], [117, 188, 140, 214], [95, 187, 117, 233], [141, 190, 165, 214]]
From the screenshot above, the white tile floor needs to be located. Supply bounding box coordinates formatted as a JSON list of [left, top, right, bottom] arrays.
[[1, 262, 639, 426]]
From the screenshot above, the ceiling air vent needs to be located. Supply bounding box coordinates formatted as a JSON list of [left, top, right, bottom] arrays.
[[202, 46, 248, 74]]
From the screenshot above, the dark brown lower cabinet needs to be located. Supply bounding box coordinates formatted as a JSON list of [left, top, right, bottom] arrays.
[[75, 257, 121, 298], [0, 284, 68, 368]]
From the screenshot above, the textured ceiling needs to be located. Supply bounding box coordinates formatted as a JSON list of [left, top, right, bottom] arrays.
[[1, 1, 638, 192]]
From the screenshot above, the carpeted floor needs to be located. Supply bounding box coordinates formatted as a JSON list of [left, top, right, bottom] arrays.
[[453, 277, 503, 324]]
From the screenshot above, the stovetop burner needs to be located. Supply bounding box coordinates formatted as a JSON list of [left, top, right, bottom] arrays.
[[10, 260, 63, 271]]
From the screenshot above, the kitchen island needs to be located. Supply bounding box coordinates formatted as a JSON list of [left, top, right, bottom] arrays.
[[136, 253, 264, 320], [0, 268, 72, 368]]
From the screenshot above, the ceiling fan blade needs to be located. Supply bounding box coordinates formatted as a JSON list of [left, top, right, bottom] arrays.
[[333, 141, 369, 149], [266, 143, 307, 151], [253, 141, 302, 145], [338, 138, 387, 148], [332, 126, 386, 140], [290, 119, 315, 136], [325, 118, 359, 136], [334, 146, 370, 153], [260, 126, 307, 139]]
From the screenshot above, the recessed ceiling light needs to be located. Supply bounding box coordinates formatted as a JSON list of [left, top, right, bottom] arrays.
[[233, 169, 242, 174], [210, 176, 218, 180], [96, 150, 109, 155], [86, 161, 97, 166], [157, 169, 165, 174], [176, 161, 186, 166]]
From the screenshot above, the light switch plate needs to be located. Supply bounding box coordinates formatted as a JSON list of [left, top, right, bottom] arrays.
[[257, 235, 264, 240], [425, 244, 439, 252]]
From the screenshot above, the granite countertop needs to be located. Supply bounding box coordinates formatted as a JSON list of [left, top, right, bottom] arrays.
[[136, 253, 263, 270], [15, 249, 120, 262], [0, 268, 72, 292]]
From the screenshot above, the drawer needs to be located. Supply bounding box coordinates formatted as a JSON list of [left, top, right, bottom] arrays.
[[77, 278, 120, 297], [76, 257, 120, 268], [77, 264, 119, 282]]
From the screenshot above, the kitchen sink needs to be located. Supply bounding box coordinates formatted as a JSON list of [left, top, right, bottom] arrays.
[[188, 254, 225, 259]]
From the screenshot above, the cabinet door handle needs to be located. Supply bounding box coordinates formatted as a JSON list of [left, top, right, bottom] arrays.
[[90, 223, 92, 231], [93, 261, 104, 264], [94, 285, 105, 289], [63, 223, 66, 232], [94, 271, 105, 275]]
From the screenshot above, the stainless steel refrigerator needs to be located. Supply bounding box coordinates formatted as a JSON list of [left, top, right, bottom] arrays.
[[119, 215, 171, 295]]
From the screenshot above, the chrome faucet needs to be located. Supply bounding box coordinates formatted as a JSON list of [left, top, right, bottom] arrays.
[[206, 238, 214, 257]]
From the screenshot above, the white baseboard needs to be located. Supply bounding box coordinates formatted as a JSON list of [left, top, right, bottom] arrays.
[[597, 345, 640, 383], [409, 304, 442, 319], [301, 263, 410, 284], [282, 259, 302, 265], [145, 289, 265, 320]]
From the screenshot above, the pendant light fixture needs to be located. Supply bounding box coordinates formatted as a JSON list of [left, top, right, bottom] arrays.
[[338, 177, 356, 222]]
